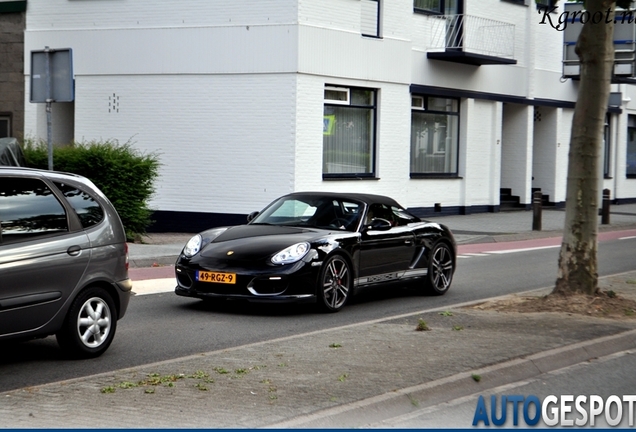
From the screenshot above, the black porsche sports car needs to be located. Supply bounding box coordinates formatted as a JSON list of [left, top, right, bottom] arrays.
[[175, 192, 456, 312]]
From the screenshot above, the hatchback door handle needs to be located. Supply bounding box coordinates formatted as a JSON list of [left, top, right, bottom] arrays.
[[67, 245, 82, 256], [404, 240, 413, 246]]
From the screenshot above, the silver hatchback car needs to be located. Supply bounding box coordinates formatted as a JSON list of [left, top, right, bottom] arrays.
[[0, 167, 132, 358]]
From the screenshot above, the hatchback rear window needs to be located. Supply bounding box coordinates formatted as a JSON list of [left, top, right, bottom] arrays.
[[54, 182, 105, 228]]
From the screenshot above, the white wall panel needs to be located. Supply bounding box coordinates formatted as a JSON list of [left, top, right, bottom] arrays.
[[298, 26, 410, 84], [70, 73, 297, 214], [25, 25, 298, 75], [26, 0, 298, 30]]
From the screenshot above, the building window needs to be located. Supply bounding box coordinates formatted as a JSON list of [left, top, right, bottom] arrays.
[[0, 115, 10, 138], [501, 0, 529, 5], [361, 0, 381, 38], [323, 86, 376, 178], [536, 0, 557, 11], [414, 0, 460, 15], [627, 115, 636, 178], [410, 95, 459, 176]]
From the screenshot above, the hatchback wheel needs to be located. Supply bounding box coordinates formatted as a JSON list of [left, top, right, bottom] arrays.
[[318, 255, 351, 312], [56, 287, 117, 358], [425, 243, 454, 295]]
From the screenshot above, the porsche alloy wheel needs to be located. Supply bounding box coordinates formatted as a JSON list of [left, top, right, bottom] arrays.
[[425, 243, 454, 295], [319, 255, 351, 312]]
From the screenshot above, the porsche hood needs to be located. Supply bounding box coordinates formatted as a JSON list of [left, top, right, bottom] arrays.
[[196, 224, 330, 261]]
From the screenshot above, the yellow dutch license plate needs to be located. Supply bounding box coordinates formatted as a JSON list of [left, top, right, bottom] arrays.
[[197, 271, 237, 284]]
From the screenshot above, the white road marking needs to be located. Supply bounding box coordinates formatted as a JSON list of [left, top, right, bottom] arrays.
[[132, 278, 175, 296], [619, 236, 636, 240], [487, 244, 560, 254], [461, 253, 490, 257]]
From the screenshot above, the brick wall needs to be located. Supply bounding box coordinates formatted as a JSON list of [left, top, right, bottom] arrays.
[[0, 10, 24, 139]]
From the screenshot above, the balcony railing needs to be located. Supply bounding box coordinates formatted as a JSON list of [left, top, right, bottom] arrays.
[[428, 14, 515, 61]]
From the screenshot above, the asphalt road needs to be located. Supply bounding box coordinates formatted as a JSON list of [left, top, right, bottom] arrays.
[[1, 237, 635, 393]]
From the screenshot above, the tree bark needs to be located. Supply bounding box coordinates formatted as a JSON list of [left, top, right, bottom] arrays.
[[553, 0, 615, 296]]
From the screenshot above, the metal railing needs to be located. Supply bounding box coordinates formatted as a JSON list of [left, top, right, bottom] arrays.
[[428, 14, 515, 59]]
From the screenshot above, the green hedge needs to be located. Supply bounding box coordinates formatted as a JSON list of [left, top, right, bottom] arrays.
[[23, 139, 160, 240]]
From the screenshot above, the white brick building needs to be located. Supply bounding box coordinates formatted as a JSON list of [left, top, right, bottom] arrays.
[[20, 0, 636, 231]]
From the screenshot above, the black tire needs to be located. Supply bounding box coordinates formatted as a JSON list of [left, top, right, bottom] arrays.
[[425, 242, 454, 295], [56, 287, 117, 358], [318, 255, 351, 312]]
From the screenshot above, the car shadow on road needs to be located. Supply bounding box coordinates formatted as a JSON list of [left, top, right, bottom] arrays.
[[0, 337, 67, 364]]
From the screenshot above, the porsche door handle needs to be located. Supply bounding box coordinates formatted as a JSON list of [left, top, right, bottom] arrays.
[[67, 245, 82, 256], [404, 239, 413, 246]]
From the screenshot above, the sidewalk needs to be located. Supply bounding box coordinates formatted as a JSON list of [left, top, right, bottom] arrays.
[[2, 206, 636, 428]]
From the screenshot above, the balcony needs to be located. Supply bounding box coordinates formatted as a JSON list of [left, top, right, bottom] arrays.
[[427, 14, 517, 66]]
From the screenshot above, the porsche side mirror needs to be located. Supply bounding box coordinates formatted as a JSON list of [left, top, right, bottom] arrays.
[[247, 211, 259, 222], [364, 218, 392, 232]]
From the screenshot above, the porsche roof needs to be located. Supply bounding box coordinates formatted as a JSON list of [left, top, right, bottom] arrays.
[[282, 191, 402, 207]]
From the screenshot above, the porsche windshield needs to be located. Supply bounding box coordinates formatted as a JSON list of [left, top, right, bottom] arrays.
[[251, 196, 363, 231]]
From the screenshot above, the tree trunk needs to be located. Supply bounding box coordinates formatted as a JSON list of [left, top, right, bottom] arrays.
[[553, 0, 615, 296]]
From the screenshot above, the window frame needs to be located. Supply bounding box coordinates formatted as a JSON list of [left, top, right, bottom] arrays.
[[409, 95, 461, 178], [0, 113, 11, 138], [627, 115, 636, 178], [603, 114, 612, 179], [322, 86, 378, 180], [361, 0, 382, 38]]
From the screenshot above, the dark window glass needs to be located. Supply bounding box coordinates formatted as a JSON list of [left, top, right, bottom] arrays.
[[604, 114, 611, 178], [366, 203, 395, 225], [0, 117, 9, 138], [414, 0, 459, 14], [536, 0, 557, 11], [54, 182, 104, 228], [366, 203, 420, 227], [252, 195, 363, 231], [0, 178, 68, 243], [391, 205, 420, 226], [627, 115, 636, 177]]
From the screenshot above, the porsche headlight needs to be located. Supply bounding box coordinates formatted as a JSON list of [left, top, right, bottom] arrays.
[[183, 234, 202, 257], [271, 242, 310, 265]]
